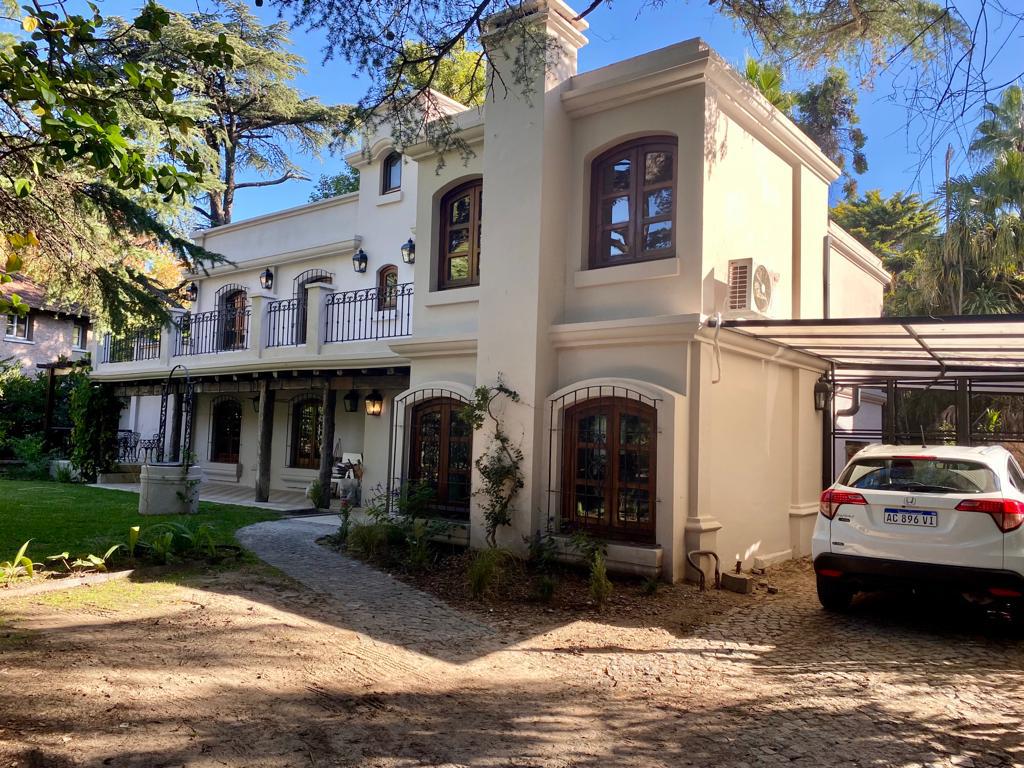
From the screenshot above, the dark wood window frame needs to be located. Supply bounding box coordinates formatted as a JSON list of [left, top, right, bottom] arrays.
[[210, 397, 242, 464], [561, 396, 657, 542], [377, 265, 399, 311], [382, 152, 402, 194], [217, 287, 248, 351], [588, 136, 677, 269], [437, 179, 482, 291], [289, 397, 322, 469], [407, 397, 472, 519]]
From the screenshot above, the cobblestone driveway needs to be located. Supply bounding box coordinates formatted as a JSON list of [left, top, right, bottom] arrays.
[[235, 516, 1024, 768]]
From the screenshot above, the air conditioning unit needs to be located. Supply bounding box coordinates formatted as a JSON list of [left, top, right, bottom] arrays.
[[726, 259, 779, 317]]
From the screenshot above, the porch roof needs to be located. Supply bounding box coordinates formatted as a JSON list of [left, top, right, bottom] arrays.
[[719, 314, 1024, 379]]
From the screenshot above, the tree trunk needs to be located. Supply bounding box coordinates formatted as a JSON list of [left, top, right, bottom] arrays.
[[317, 383, 337, 509], [255, 379, 275, 503]]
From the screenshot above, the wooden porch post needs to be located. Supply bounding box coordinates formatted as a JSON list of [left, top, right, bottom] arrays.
[[317, 382, 337, 509], [255, 379, 275, 502]]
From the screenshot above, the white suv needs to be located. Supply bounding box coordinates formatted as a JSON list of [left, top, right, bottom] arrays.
[[811, 444, 1024, 611]]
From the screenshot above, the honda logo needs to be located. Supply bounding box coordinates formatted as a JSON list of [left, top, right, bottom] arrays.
[[905, 496, 916, 506]]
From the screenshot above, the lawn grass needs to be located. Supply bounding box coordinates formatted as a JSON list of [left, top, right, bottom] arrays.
[[0, 480, 279, 563]]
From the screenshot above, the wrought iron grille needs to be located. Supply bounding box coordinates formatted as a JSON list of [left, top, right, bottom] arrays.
[[387, 387, 471, 520], [545, 385, 662, 540], [102, 329, 161, 363], [266, 298, 300, 347], [173, 308, 251, 356], [324, 282, 413, 343]]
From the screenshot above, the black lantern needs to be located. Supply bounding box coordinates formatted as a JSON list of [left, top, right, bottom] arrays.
[[184, 281, 198, 303], [259, 267, 274, 290], [364, 390, 384, 416], [352, 248, 368, 274], [813, 376, 834, 412], [343, 389, 360, 413], [400, 237, 415, 264]]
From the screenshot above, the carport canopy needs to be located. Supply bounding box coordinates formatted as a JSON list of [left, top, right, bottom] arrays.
[[719, 314, 1024, 378]]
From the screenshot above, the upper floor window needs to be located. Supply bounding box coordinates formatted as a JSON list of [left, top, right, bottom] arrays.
[[589, 136, 677, 269], [71, 322, 87, 350], [5, 313, 30, 341], [438, 179, 482, 290], [382, 152, 402, 194], [377, 265, 398, 311]]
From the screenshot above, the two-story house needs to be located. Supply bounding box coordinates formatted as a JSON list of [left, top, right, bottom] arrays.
[[90, 0, 888, 582], [2, 274, 91, 375]]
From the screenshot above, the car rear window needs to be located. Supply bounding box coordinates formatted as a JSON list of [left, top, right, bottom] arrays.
[[839, 457, 999, 494]]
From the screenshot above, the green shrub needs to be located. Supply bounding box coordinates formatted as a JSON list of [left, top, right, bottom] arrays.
[[525, 529, 559, 573], [69, 379, 123, 482], [346, 521, 394, 562], [54, 462, 75, 483], [641, 576, 660, 596], [532, 573, 557, 603], [589, 551, 613, 608], [8, 436, 50, 480], [467, 548, 517, 600]]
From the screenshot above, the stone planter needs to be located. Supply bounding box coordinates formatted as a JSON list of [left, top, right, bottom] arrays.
[[139, 463, 204, 516]]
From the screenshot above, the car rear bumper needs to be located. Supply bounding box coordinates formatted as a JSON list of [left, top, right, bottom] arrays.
[[813, 553, 1024, 597]]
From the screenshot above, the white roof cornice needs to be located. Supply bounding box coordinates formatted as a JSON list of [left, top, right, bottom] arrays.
[[828, 221, 891, 286], [190, 193, 358, 245], [562, 38, 843, 184]]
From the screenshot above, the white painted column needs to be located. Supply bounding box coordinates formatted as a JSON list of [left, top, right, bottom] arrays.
[[304, 282, 335, 357]]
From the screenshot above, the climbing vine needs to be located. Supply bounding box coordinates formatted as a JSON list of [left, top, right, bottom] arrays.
[[69, 378, 123, 482], [460, 377, 524, 549]]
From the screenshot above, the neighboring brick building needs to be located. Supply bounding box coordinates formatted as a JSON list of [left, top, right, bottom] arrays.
[[1, 274, 91, 376]]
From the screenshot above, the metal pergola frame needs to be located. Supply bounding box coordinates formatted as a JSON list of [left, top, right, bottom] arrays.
[[718, 314, 1024, 486]]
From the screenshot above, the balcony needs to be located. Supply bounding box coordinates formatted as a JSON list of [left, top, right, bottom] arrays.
[[92, 283, 414, 377], [102, 329, 162, 364]]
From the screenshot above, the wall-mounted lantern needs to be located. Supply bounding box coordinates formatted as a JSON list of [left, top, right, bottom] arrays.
[[400, 237, 415, 265], [259, 267, 274, 291], [364, 390, 384, 416], [343, 389, 360, 413], [185, 281, 198, 303], [352, 248, 369, 274], [813, 376, 834, 412]]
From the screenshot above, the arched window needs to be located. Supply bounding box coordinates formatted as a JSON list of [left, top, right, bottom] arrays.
[[562, 397, 657, 541], [438, 179, 482, 290], [289, 397, 322, 469], [382, 152, 402, 194], [209, 397, 242, 464], [407, 397, 472, 518], [589, 136, 677, 269], [377, 265, 399, 311], [217, 286, 248, 350]]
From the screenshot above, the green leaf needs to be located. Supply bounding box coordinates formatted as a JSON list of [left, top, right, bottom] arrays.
[[46, 552, 71, 560], [13, 178, 32, 198], [22, 15, 38, 32]]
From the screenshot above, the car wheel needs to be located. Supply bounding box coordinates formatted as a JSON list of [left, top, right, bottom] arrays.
[[816, 575, 854, 612]]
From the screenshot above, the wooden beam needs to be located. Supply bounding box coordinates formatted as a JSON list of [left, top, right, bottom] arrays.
[[255, 379, 275, 502], [317, 383, 337, 509]]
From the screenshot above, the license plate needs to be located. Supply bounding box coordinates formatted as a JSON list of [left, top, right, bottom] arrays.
[[883, 508, 938, 527]]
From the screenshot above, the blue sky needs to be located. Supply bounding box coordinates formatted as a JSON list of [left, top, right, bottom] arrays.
[[89, 1, 1024, 221]]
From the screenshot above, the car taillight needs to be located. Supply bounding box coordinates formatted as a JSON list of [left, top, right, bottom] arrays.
[[819, 489, 868, 519], [955, 498, 1024, 533]]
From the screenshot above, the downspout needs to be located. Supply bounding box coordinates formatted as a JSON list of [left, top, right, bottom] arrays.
[[835, 385, 861, 417]]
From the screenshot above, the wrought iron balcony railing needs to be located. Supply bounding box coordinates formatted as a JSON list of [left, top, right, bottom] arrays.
[[324, 282, 413, 343], [102, 329, 161, 363], [173, 308, 251, 356], [266, 298, 301, 347]]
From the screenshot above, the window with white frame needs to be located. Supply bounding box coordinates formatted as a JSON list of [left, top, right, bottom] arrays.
[[5, 313, 30, 341], [71, 322, 87, 350]]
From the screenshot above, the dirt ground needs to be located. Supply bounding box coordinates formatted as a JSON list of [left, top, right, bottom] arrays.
[[1, 557, 1022, 768]]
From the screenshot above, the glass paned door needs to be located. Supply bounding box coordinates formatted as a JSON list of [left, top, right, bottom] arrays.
[[408, 398, 471, 519]]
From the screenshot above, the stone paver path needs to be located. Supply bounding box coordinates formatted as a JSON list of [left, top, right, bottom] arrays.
[[236, 515, 495, 660]]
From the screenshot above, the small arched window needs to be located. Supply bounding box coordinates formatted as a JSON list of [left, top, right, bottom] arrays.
[[377, 265, 399, 311], [382, 152, 402, 194], [210, 397, 242, 464], [438, 179, 483, 290], [589, 136, 677, 269], [290, 397, 322, 469]]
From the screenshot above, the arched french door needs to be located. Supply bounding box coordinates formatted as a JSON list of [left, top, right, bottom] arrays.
[[407, 397, 472, 519], [219, 289, 247, 350], [562, 397, 657, 542], [209, 397, 242, 464]]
